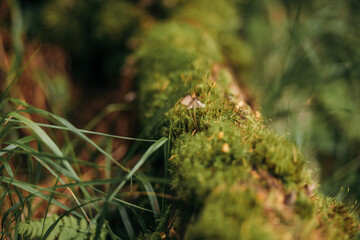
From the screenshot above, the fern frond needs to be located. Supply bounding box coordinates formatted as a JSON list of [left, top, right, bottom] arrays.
[[17, 215, 107, 240]]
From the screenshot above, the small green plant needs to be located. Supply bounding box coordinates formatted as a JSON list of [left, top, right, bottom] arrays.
[[17, 215, 107, 240]]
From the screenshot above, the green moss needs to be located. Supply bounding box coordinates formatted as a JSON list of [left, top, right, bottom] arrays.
[[295, 192, 314, 220], [135, 0, 359, 238], [135, 21, 226, 136], [138, 207, 174, 240], [312, 195, 359, 239], [136, 21, 222, 76], [185, 187, 271, 240], [184, 188, 284, 240], [170, 120, 306, 202]]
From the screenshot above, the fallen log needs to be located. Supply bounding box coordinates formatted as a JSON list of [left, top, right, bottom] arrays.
[[135, 0, 359, 239]]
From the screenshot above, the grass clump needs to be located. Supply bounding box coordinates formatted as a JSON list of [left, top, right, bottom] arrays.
[[0, 97, 168, 239]]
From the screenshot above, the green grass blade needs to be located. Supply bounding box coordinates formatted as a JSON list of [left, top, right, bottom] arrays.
[[0, 145, 103, 168], [0, 136, 36, 158], [136, 173, 160, 219], [5, 111, 95, 217], [6, 112, 80, 181], [1, 193, 34, 237], [83, 103, 130, 131], [111, 198, 152, 213], [0, 144, 18, 157], [48, 112, 130, 172], [118, 206, 135, 240], [8, 112, 64, 158], [0, 177, 83, 218], [130, 208, 147, 232], [6, 118, 157, 142], [52, 178, 124, 189], [0, 156, 14, 178], [40, 177, 60, 239], [2, 140, 80, 182], [40, 198, 103, 240], [1, 202, 21, 233], [108, 137, 168, 202], [161, 136, 170, 216], [94, 201, 108, 240], [8, 100, 129, 172]]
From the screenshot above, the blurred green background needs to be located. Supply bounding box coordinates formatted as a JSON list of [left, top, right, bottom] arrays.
[[2, 0, 360, 203], [242, 0, 360, 203]]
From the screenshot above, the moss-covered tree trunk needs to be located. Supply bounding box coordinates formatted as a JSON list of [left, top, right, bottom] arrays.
[[134, 0, 358, 239]]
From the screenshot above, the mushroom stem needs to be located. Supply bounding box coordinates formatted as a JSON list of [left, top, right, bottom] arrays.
[[193, 107, 198, 129]]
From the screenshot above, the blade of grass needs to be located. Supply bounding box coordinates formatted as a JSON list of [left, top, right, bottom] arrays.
[[52, 178, 126, 189], [161, 129, 171, 216], [104, 221, 121, 240], [0, 156, 14, 178], [83, 103, 131, 131], [6, 110, 96, 219], [1, 202, 22, 234], [9, 102, 130, 172], [2, 176, 153, 213], [1, 193, 34, 238], [94, 200, 108, 240], [0, 185, 10, 216], [130, 208, 147, 232], [108, 137, 167, 202], [118, 206, 135, 240], [105, 138, 113, 192], [0, 177, 83, 218], [2, 141, 80, 181], [7, 112, 81, 182], [12, 184, 24, 220], [6, 118, 157, 142], [136, 173, 160, 219], [0, 146, 103, 168], [40, 177, 60, 239], [0, 136, 36, 157], [41, 198, 103, 240]]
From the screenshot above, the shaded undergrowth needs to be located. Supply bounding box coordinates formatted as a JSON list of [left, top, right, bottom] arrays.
[[0, 95, 168, 239]]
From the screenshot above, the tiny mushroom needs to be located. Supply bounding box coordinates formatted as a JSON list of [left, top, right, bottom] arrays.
[[222, 143, 230, 153], [181, 95, 206, 110], [218, 131, 224, 139]]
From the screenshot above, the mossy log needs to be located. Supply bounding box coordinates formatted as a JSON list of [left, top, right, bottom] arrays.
[[135, 0, 359, 239]]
